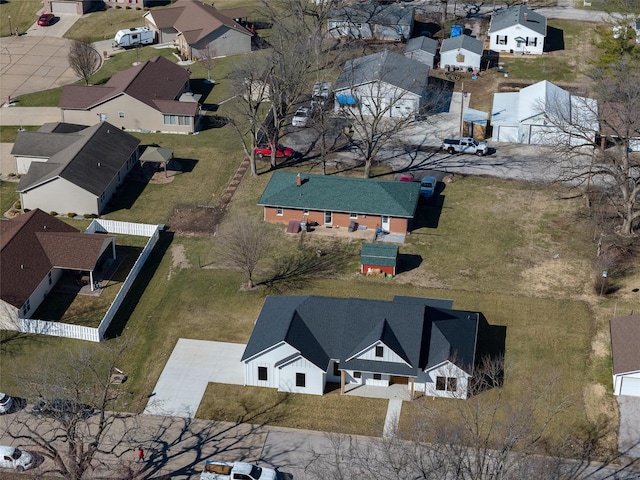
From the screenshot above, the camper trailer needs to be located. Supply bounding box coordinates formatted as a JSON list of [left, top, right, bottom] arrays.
[[113, 27, 156, 48]]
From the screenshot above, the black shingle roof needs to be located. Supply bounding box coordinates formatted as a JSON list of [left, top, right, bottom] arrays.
[[242, 295, 480, 377]]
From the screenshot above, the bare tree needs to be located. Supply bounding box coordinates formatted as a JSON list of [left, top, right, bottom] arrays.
[[7, 339, 144, 480], [336, 50, 432, 178], [539, 59, 640, 236], [199, 44, 217, 84], [224, 55, 274, 177], [215, 215, 272, 289], [68, 38, 100, 86]]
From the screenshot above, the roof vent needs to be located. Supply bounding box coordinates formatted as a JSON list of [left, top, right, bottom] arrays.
[[20, 264, 24, 269], [97, 162, 101, 167], [523, 12, 528, 21], [296, 173, 302, 186]]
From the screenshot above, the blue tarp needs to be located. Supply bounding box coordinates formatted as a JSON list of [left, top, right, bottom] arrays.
[[336, 93, 357, 105]]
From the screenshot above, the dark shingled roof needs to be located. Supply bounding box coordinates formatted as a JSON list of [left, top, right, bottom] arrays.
[[59, 57, 198, 116], [610, 315, 640, 375], [242, 295, 480, 377], [0, 209, 114, 309], [258, 171, 420, 218], [335, 50, 430, 96], [489, 5, 547, 36], [17, 122, 140, 197]]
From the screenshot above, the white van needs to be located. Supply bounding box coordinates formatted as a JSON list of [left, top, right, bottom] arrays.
[[0, 446, 35, 471]]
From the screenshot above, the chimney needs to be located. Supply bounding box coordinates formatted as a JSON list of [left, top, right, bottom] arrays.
[[523, 12, 528, 22], [296, 173, 302, 187]]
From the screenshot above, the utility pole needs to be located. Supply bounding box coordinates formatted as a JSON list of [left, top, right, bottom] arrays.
[[459, 81, 465, 137], [8, 15, 12, 36]]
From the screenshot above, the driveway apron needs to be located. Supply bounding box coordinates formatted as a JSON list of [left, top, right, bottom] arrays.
[[144, 339, 246, 418]]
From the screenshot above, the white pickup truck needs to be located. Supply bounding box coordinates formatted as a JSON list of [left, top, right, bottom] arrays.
[[200, 460, 280, 480], [442, 137, 488, 156]]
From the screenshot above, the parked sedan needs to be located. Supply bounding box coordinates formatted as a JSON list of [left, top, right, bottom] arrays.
[[254, 144, 295, 159], [37, 13, 55, 26]]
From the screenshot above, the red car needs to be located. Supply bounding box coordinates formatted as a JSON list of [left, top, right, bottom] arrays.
[[254, 144, 295, 159], [37, 13, 55, 26]]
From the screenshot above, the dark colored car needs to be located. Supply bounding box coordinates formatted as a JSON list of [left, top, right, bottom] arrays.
[[254, 144, 295, 159], [37, 13, 55, 26], [32, 399, 95, 419]]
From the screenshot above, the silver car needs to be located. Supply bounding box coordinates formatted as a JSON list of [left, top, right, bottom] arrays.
[[292, 106, 311, 127]]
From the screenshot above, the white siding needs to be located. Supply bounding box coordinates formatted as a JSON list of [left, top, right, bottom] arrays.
[[279, 357, 326, 395], [439, 49, 482, 70], [352, 341, 410, 365], [16, 156, 47, 175], [364, 372, 389, 387], [405, 50, 435, 68], [344, 370, 363, 385], [21, 177, 98, 216], [336, 82, 422, 118], [490, 25, 544, 55], [614, 371, 640, 396], [21, 268, 63, 320], [244, 343, 299, 389], [423, 361, 470, 399], [496, 125, 519, 143]]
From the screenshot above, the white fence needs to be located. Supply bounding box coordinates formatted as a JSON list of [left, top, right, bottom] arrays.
[[18, 219, 162, 342]]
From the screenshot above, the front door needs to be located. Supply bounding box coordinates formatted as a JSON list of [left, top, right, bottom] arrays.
[[381, 215, 390, 232], [324, 211, 332, 225]]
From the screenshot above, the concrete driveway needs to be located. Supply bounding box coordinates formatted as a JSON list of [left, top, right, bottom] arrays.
[[144, 339, 246, 418], [618, 395, 640, 458]]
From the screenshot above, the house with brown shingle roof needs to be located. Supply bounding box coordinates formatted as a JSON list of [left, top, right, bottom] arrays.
[[13, 122, 140, 216], [0, 209, 115, 329], [143, 0, 252, 60], [59, 56, 199, 134], [610, 315, 640, 396]]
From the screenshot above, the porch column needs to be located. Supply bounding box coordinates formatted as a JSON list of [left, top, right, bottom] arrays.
[[111, 239, 116, 259], [410, 377, 415, 399], [340, 370, 345, 395], [89, 271, 95, 292]]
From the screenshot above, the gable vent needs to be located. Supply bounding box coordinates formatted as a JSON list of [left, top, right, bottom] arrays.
[[97, 162, 102, 167]]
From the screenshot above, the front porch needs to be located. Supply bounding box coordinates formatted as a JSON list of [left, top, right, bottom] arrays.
[[342, 382, 413, 401]]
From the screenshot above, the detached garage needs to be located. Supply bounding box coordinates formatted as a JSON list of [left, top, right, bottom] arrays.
[[610, 315, 640, 396], [49, 0, 97, 15]]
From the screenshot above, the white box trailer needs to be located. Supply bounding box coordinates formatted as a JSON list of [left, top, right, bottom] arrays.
[[113, 27, 156, 48]]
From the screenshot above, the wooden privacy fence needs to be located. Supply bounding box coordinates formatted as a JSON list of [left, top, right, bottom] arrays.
[[18, 219, 162, 342]]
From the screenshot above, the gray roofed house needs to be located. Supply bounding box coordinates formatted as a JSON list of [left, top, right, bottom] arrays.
[[14, 122, 140, 216], [439, 34, 484, 71], [241, 295, 484, 398], [610, 315, 640, 396], [334, 50, 430, 118], [258, 171, 420, 236], [405, 36, 439, 67], [489, 5, 547, 54], [328, 3, 414, 41], [59, 56, 200, 134]]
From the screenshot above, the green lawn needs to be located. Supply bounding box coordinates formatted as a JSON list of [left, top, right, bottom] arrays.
[[0, 181, 19, 212], [0, 1, 41, 37]]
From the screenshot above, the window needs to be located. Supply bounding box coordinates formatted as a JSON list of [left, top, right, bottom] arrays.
[[349, 213, 358, 219], [373, 373, 382, 380], [375, 346, 384, 358], [436, 376, 457, 392], [353, 371, 361, 379], [333, 361, 340, 377], [296, 372, 306, 387], [526, 37, 537, 46], [497, 35, 508, 45], [164, 115, 176, 125], [276, 207, 283, 216], [258, 366, 268, 381], [119, 112, 125, 118], [21, 299, 31, 316], [303, 209, 309, 216]]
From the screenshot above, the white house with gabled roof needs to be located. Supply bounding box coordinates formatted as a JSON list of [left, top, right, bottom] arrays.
[[489, 5, 547, 55], [241, 295, 487, 399], [491, 80, 598, 145]]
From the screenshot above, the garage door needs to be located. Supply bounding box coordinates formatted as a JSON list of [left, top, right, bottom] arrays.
[[497, 125, 518, 143], [620, 376, 640, 396], [51, 1, 79, 14]]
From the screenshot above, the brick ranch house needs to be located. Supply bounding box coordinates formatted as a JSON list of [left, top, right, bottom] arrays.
[[258, 171, 421, 235]]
